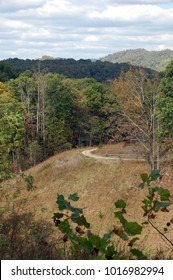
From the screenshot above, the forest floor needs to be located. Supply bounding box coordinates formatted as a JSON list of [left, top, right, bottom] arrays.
[[1, 142, 173, 259]]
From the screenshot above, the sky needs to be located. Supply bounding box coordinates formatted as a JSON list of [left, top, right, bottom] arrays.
[[0, 0, 173, 60]]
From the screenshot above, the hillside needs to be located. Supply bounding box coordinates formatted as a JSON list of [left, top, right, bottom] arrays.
[[100, 49, 173, 72], [0, 57, 154, 83], [1, 143, 173, 259]]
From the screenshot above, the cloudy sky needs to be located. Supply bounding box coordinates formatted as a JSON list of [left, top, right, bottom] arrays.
[[0, 0, 173, 60]]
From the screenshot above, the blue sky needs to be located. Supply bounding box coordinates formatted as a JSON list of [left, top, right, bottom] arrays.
[[0, 0, 173, 60]]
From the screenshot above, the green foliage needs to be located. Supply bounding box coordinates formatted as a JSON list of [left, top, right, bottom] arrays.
[[53, 192, 146, 260], [0, 62, 16, 82], [53, 169, 173, 259], [156, 61, 173, 140], [100, 48, 173, 72], [2, 57, 141, 83], [8, 72, 120, 167], [115, 199, 126, 209], [0, 82, 25, 179], [130, 248, 148, 260]]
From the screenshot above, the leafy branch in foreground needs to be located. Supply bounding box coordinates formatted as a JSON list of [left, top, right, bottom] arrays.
[[139, 169, 173, 249], [53, 193, 145, 260], [54, 169, 173, 259]]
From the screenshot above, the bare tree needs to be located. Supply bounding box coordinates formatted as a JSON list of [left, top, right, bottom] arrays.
[[111, 69, 160, 170]]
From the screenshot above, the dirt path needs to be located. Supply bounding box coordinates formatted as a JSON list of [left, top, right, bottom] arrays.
[[82, 148, 145, 161]]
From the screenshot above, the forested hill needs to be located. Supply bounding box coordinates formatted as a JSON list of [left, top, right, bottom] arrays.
[[100, 49, 173, 72], [0, 58, 153, 83]]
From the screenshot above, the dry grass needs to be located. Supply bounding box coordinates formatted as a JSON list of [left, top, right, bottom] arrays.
[[1, 144, 173, 259]]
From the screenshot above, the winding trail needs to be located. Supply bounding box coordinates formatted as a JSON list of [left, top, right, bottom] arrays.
[[82, 148, 145, 162]]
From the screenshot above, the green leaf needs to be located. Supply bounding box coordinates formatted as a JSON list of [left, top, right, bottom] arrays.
[[115, 199, 126, 209], [103, 231, 113, 240], [152, 186, 159, 192], [170, 218, 173, 224], [164, 227, 168, 232], [150, 170, 160, 181], [77, 237, 93, 251], [58, 220, 72, 234], [130, 248, 148, 260], [114, 211, 127, 224], [56, 194, 68, 210], [158, 187, 170, 201], [56, 194, 83, 214], [124, 222, 142, 236], [154, 201, 171, 211], [106, 245, 118, 257], [138, 182, 145, 189], [142, 221, 149, 225], [119, 232, 129, 241], [71, 215, 90, 228], [88, 234, 108, 252], [68, 193, 79, 201], [140, 173, 150, 185], [53, 213, 64, 219], [130, 237, 140, 244]]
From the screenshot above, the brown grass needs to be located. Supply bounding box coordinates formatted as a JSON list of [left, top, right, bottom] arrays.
[[1, 144, 173, 259]]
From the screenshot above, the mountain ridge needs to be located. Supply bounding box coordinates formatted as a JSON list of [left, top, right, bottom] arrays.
[[100, 48, 173, 71]]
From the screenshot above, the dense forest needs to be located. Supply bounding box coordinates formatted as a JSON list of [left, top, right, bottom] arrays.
[[0, 58, 154, 83], [1, 56, 173, 180], [100, 49, 173, 72]]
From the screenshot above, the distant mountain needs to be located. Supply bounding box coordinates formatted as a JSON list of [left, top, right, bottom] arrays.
[[100, 49, 173, 72], [1, 58, 155, 83]]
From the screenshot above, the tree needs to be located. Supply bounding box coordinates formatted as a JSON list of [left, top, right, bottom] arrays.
[[0, 82, 25, 179], [111, 69, 160, 169], [156, 61, 173, 139]]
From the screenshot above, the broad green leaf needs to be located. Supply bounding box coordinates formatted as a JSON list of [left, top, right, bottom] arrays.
[[154, 201, 171, 211], [88, 234, 108, 252], [158, 187, 170, 201], [140, 173, 150, 185], [68, 193, 79, 201], [130, 248, 148, 260], [142, 221, 149, 225], [114, 211, 127, 224], [124, 222, 142, 236], [106, 245, 118, 256], [78, 237, 93, 251], [150, 170, 160, 181], [152, 186, 159, 192], [103, 231, 113, 240], [53, 213, 64, 219], [138, 182, 145, 189], [56, 194, 83, 213], [115, 199, 126, 209], [71, 215, 90, 228], [58, 220, 72, 234], [56, 194, 68, 210], [130, 237, 140, 244], [70, 213, 80, 219], [170, 218, 173, 224], [119, 232, 129, 241]]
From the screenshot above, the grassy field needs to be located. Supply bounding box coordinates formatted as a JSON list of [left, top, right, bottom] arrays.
[[1, 143, 173, 259]]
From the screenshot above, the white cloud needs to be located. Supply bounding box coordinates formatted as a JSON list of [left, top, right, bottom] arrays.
[[0, 0, 173, 59], [0, 0, 45, 12], [88, 4, 173, 22], [84, 35, 99, 42]]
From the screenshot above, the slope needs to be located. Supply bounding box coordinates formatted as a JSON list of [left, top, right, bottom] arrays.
[[100, 49, 173, 72], [1, 143, 173, 259]]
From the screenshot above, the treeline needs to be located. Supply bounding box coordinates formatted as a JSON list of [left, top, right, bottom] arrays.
[[0, 58, 154, 83], [1, 59, 173, 179], [0, 72, 119, 179]]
